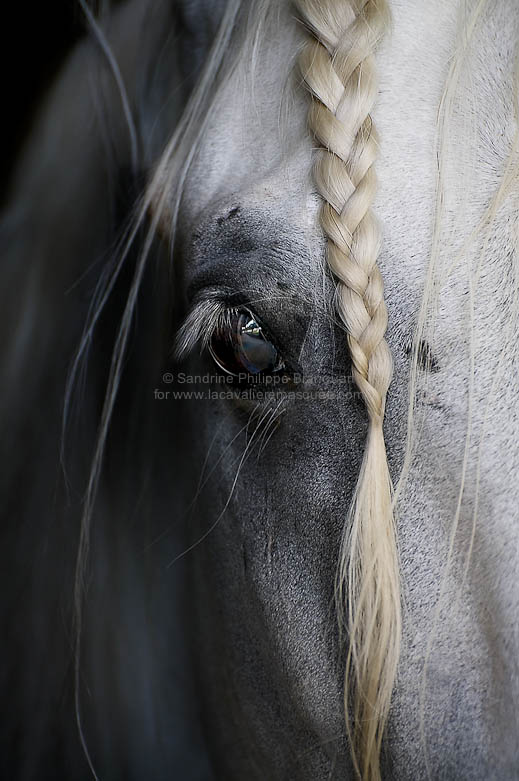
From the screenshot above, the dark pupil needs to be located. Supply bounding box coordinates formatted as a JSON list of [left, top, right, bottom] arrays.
[[210, 311, 280, 376]]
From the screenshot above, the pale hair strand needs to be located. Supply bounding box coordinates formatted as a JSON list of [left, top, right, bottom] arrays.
[[295, 1, 400, 778]]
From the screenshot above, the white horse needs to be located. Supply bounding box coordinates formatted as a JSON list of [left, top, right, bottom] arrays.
[[1, 0, 518, 779]]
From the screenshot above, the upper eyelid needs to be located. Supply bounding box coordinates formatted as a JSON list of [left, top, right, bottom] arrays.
[[173, 292, 299, 372]]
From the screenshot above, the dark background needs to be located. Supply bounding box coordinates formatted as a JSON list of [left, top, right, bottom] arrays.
[[3, 1, 85, 198]]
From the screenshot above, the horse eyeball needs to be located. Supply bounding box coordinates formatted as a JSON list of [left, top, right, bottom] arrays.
[[209, 309, 284, 376]]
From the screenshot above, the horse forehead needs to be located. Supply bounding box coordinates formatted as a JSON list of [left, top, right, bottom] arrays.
[[375, 0, 519, 379], [184, 0, 519, 363], [381, 1, 519, 442], [180, 3, 313, 234], [184, 0, 519, 345]]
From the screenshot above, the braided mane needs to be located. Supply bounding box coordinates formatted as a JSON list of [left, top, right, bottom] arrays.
[[295, 1, 400, 778]]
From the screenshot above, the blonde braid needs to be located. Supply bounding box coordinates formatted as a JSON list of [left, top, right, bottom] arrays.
[[295, 1, 400, 779]]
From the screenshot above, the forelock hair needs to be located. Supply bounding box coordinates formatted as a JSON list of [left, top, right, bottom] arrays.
[[295, 2, 398, 779]]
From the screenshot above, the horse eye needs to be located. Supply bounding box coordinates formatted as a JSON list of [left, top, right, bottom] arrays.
[[209, 309, 285, 376]]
